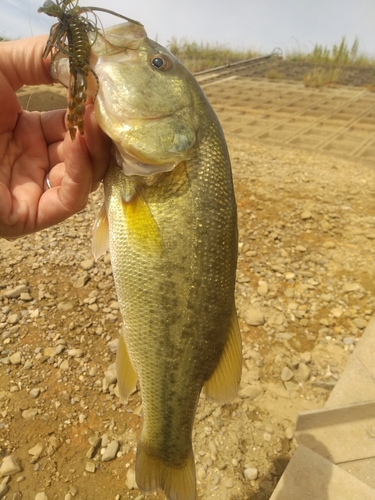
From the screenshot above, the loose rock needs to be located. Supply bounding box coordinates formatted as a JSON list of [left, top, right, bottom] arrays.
[[81, 259, 95, 270], [9, 352, 22, 365], [295, 363, 311, 382], [57, 301, 74, 311], [85, 462, 96, 473], [244, 307, 265, 326], [22, 409, 38, 419], [29, 388, 40, 399], [257, 281, 268, 296], [28, 443, 44, 457], [126, 469, 137, 490], [0, 483, 9, 498], [0, 456, 22, 477], [35, 492, 48, 500], [101, 441, 120, 462], [4, 285, 28, 299], [7, 314, 19, 325], [244, 468, 258, 481], [73, 275, 90, 288], [280, 366, 294, 382], [238, 385, 263, 400]]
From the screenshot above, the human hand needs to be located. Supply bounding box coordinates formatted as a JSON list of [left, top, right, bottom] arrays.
[[0, 35, 111, 239]]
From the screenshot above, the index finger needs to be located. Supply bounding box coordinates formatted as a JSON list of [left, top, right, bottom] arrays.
[[0, 36, 52, 91]]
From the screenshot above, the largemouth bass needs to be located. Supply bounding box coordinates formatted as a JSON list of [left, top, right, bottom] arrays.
[[54, 21, 242, 500]]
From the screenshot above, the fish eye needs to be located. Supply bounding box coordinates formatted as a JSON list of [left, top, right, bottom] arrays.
[[150, 54, 171, 71]]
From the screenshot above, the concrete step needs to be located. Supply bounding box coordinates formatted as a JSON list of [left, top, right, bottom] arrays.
[[270, 317, 375, 499], [270, 444, 375, 500], [296, 400, 375, 464]]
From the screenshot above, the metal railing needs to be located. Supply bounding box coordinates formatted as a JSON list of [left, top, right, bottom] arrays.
[[194, 48, 283, 77]]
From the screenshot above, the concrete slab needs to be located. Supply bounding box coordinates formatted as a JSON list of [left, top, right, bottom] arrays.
[[271, 317, 375, 498], [325, 317, 375, 408], [295, 401, 375, 463], [340, 458, 375, 490], [269, 444, 375, 500], [200, 76, 375, 163]]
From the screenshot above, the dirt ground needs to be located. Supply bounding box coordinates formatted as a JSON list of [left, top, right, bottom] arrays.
[[1, 69, 375, 500]]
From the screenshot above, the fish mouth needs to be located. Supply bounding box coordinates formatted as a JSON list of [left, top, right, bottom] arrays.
[[115, 105, 189, 124], [113, 144, 183, 177], [122, 114, 173, 124]]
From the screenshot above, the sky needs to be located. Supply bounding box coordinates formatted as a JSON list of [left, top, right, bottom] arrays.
[[1, 0, 375, 58]]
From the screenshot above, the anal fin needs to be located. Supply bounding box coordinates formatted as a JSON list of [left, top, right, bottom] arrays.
[[204, 308, 242, 403], [116, 326, 138, 403]]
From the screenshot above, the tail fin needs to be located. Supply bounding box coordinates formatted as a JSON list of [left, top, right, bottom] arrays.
[[135, 440, 196, 500]]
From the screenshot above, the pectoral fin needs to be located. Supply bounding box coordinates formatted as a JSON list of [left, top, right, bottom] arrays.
[[204, 309, 242, 403], [116, 326, 138, 403], [92, 203, 109, 261], [122, 187, 162, 254]]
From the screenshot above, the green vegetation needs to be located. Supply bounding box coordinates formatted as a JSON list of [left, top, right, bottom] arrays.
[[167, 38, 258, 73], [167, 36, 375, 87], [286, 37, 375, 87], [287, 36, 367, 65], [302, 67, 341, 87], [266, 69, 283, 80]]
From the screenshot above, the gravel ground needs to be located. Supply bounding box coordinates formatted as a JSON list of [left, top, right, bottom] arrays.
[[1, 136, 375, 500]]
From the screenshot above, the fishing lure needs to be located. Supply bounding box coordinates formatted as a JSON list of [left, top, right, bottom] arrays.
[[39, 0, 141, 140]]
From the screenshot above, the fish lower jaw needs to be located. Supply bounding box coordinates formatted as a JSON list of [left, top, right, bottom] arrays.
[[113, 144, 179, 176]]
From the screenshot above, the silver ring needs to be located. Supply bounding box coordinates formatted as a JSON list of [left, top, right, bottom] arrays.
[[45, 173, 52, 190]]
